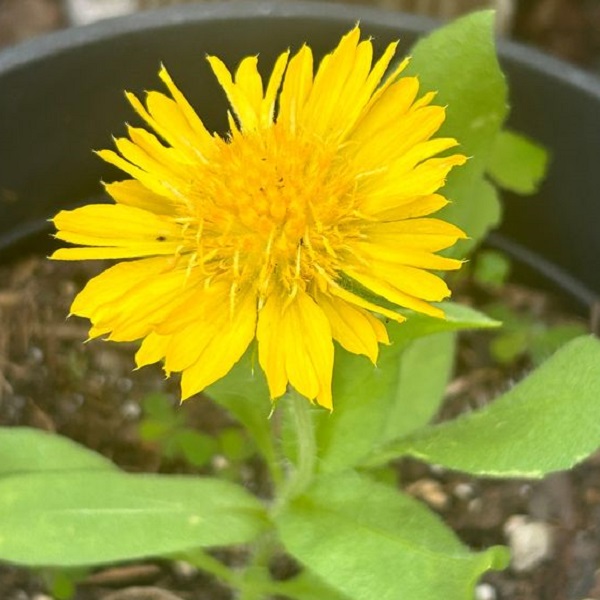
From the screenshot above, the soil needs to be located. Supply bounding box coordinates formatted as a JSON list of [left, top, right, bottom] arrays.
[[1, 1, 600, 600]]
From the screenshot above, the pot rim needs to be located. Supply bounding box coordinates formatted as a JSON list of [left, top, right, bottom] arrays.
[[1, 0, 599, 99]]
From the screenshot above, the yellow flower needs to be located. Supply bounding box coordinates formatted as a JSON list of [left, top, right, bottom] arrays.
[[52, 27, 466, 409]]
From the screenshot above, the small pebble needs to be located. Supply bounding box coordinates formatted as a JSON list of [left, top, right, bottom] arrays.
[[117, 377, 134, 394], [93, 349, 126, 376], [121, 398, 141, 419], [27, 345, 44, 364], [429, 464, 446, 476], [468, 497, 483, 513], [172, 560, 197, 580], [475, 582, 497, 600], [453, 481, 476, 501], [406, 479, 450, 511], [102, 587, 184, 600], [212, 455, 229, 470], [505, 515, 554, 572]]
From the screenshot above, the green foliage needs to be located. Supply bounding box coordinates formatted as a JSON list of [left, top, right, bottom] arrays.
[[276, 471, 509, 600], [406, 11, 507, 254], [139, 392, 254, 468], [312, 304, 499, 473], [0, 468, 267, 566], [367, 336, 600, 477], [43, 568, 89, 600], [487, 130, 549, 195], [205, 350, 279, 473], [473, 249, 512, 289], [485, 301, 587, 366], [277, 569, 353, 600], [0, 427, 116, 476]]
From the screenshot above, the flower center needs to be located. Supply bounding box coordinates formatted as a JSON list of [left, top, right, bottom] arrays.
[[184, 125, 362, 301]]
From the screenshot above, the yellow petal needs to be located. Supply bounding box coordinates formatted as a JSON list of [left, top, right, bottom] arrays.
[[113, 135, 187, 182], [278, 44, 313, 132], [102, 269, 201, 342], [354, 241, 464, 271], [51, 204, 182, 256], [207, 55, 259, 131], [329, 283, 406, 324], [352, 106, 450, 171], [345, 268, 447, 317], [71, 259, 201, 342], [362, 154, 467, 214], [374, 194, 450, 221], [158, 66, 215, 151], [262, 50, 289, 126], [163, 281, 234, 370], [96, 149, 181, 201], [51, 245, 181, 261], [179, 287, 257, 400], [104, 179, 173, 215], [315, 290, 387, 363], [135, 331, 170, 367], [354, 62, 414, 134], [70, 257, 167, 320], [257, 290, 334, 408], [366, 217, 467, 252], [235, 56, 263, 116]]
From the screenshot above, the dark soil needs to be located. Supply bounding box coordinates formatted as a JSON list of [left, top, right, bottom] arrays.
[[1, 2, 600, 599]]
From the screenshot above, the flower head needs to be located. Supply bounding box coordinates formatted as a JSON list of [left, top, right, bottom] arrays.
[[52, 27, 466, 409]]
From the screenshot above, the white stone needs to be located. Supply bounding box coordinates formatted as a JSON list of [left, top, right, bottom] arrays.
[[475, 583, 497, 600], [505, 515, 554, 572], [65, 0, 138, 26]]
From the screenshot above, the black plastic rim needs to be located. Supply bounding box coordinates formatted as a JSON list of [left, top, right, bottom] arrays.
[[1, 1, 599, 311]]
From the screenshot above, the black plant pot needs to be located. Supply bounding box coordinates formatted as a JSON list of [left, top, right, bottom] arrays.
[[0, 1, 599, 310]]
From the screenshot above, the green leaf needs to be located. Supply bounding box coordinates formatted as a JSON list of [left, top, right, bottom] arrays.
[[172, 430, 217, 467], [528, 323, 587, 366], [205, 350, 275, 466], [142, 392, 180, 422], [380, 332, 455, 442], [0, 428, 116, 476], [277, 569, 352, 600], [314, 304, 498, 473], [452, 178, 502, 255], [276, 471, 508, 600], [0, 471, 266, 566], [398, 301, 501, 338], [218, 428, 255, 462], [406, 11, 508, 251], [366, 336, 600, 477], [473, 249, 511, 288], [487, 130, 549, 194]]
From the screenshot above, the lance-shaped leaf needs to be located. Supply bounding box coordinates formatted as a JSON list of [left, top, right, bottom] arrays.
[[0, 471, 267, 566], [313, 304, 499, 473], [487, 130, 549, 195], [0, 427, 116, 476], [276, 471, 508, 600], [366, 336, 600, 477], [406, 10, 508, 252]]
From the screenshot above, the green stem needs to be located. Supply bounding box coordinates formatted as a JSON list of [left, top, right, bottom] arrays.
[[274, 389, 317, 511], [184, 545, 290, 599], [181, 548, 240, 586]]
